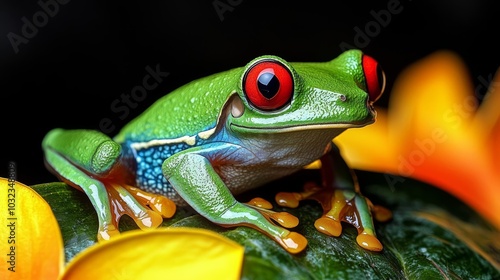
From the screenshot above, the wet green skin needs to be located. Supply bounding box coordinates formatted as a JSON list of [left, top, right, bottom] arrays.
[[42, 49, 385, 254]]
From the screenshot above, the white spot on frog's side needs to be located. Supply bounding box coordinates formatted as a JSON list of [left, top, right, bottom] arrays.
[[130, 127, 217, 150], [131, 135, 197, 150], [198, 127, 216, 140]]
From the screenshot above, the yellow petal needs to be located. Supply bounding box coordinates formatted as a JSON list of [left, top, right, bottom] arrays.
[[304, 160, 321, 169], [0, 177, 64, 280], [61, 228, 245, 280]]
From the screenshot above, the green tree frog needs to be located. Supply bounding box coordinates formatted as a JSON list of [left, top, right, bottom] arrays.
[[42, 49, 390, 254]]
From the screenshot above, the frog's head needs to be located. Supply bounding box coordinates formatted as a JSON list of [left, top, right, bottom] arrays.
[[228, 49, 385, 135]]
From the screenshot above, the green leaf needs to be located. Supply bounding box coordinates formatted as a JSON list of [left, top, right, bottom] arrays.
[[32, 170, 500, 279]]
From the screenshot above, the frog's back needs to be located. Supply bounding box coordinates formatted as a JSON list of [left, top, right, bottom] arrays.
[[114, 67, 241, 143]]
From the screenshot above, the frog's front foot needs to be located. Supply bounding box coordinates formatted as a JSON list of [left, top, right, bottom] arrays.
[[43, 129, 177, 241], [276, 183, 391, 251], [78, 181, 176, 241], [97, 183, 176, 241]]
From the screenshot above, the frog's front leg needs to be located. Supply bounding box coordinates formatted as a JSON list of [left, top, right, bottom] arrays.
[[163, 144, 308, 254], [276, 143, 391, 251], [43, 129, 176, 240]]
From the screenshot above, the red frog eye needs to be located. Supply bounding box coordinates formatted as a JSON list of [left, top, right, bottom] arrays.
[[362, 54, 386, 103], [242, 59, 294, 111]]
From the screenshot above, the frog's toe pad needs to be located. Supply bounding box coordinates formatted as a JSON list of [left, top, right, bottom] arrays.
[[275, 192, 301, 208], [314, 217, 342, 237], [246, 197, 273, 209], [245, 198, 299, 228], [148, 195, 177, 218], [125, 186, 177, 218], [356, 231, 383, 251], [97, 224, 120, 241], [271, 212, 299, 228], [277, 232, 308, 254], [136, 210, 164, 229]]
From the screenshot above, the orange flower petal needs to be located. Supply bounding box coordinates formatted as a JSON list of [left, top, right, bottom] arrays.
[[0, 177, 64, 280], [473, 68, 500, 169], [389, 51, 477, 148], [61, 228, 245, 280], [335, 107, 397, 173], [389, 53, 500, 230]]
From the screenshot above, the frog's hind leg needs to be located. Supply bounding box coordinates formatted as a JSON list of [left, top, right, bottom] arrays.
[[163, 149, 307, 254], [43, 129, 176, 240]]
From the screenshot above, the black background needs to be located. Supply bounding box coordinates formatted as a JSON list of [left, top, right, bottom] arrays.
[[1, 0, 498, 185]]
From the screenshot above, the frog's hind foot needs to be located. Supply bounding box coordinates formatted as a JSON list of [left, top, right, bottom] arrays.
[[242, 197, 307, 254], [276, 182, 391, 252], [219, 200, 307, 254], [103, 183, 176, 240]]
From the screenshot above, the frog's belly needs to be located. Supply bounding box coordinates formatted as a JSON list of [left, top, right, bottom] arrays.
[[218, 130, 337, 194], [216, 164, 302, 196], [127, 129, 339, 206], [129, 143, 306, 206], [216, 128, 343, 195]]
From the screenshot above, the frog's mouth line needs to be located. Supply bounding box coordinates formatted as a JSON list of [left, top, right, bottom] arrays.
[[227, 93, 377, 133], [230, 119, 373, 134]]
